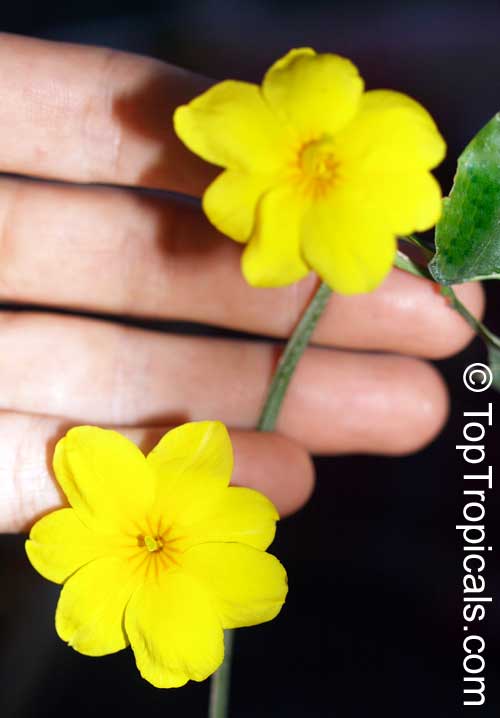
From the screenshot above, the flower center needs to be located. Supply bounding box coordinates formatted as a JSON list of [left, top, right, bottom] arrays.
[[299, 138, 338, 183], [144, 534, 163, 553]]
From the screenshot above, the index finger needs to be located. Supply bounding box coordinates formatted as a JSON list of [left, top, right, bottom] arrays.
[[0, 33, 215, 195]]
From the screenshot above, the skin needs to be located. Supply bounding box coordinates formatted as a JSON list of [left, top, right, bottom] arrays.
[[0, 33, 485, 533]]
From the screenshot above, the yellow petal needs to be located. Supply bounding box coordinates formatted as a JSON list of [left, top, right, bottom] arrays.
[[336, 89, 446, 172], [350, 170, 443, 235], [55, 556, 138, 656], [262, 48, 363, 138], [203, 169, 270, 242], [26, 508, 112, 584], [242, 184, 310, 286], [301, 194, 396, 294], [173, 486, 279, 551], [181, 543, 287, 629], [173, 80, 291, 172], [148, 422, 233, 527], [53, 427, 155, 534], [125, 570, 223, 688]]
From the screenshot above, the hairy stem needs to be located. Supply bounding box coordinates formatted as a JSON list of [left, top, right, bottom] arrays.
[[395, 248, 500, 351], [257, 281, 333, 431], [208, 280, 333, 718]]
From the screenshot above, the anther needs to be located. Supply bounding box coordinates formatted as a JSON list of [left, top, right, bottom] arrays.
[[144, 535, 162, 552]]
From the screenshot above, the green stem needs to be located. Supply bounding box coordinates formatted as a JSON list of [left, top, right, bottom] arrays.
[[208, 629, 234, 718], [207, 280, 333, 718], [395, 248, 500, 352], [399, 233, 434, 261], [257, 281, 333, 432], [394, 250, 432, 280], [440, 285, 500, 349]]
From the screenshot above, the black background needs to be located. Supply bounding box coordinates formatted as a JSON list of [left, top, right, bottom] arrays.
[[1, 1, 500, 715]]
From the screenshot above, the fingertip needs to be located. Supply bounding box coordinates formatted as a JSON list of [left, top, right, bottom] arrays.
[[386, 357, 449, 456], [425, 281, 485, 359], [230, 431, 315, 517]]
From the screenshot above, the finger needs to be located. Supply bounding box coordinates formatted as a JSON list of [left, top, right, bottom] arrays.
[[0, 177, 483, 358], [0, 411, 315, 533], [0, 33, 214, 194], [0, 312, 448, 455]]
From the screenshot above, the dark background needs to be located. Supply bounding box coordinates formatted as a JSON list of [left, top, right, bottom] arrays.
[[1, 1, 500, 715]]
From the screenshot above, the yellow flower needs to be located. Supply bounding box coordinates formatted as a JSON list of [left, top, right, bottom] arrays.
[[25, 422, 286, 688], [174, 48, 445, 294]]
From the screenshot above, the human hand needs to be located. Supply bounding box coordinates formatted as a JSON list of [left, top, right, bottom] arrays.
[[0, 33, 483, 532]]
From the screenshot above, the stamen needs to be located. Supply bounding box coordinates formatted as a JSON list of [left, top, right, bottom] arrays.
[[144, 535, 163, 553], [297, 137, 340, 197]]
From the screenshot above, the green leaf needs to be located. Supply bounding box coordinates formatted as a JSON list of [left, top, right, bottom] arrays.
[[487, 344, 500, 393], [429, 113, 500, 285]]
